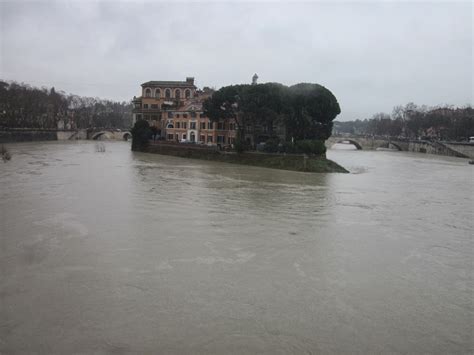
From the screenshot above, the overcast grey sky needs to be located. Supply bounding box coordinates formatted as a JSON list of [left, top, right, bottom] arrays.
[[1, 0, 472, 120]]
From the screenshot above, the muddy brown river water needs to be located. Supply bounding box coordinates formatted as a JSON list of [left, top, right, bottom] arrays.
[[0, 141, 472, 354]]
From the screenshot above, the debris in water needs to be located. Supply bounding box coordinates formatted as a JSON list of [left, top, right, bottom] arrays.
[[95, 143, 106, 153], [1, 145, 11, 162]]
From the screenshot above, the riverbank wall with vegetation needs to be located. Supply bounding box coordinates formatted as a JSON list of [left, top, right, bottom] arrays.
[[141, 142, 348, 173]]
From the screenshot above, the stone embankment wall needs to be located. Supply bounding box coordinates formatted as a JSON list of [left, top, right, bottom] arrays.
[[145, 141, 220, 158], [407, 141, 469, 158], [142, 142, 348, 173], [442, 143, 474, 159], [57, 130, 88, 140], [0, 129, 126, 142], [0, 130, 57, 143]]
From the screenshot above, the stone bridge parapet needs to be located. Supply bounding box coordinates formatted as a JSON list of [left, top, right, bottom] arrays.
[[89, 130, 131, 141], [326, 135, 472, 158], [326, 136, 409, 151]]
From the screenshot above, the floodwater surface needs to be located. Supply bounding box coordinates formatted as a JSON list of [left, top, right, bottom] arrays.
[[0, 141, 472, 354]]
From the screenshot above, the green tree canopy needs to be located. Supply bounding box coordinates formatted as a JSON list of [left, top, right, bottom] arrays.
[[285, 83, 341, 140], [202, 82, 340, 143]]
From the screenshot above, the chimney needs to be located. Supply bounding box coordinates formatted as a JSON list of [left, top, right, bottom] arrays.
[[186, 77, 195, 85]]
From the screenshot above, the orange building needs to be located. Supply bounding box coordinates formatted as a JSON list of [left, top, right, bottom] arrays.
[[132, 77, 236, 147]]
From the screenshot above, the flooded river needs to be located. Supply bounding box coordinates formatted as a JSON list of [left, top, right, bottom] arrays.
[[1, 141, 472, 354]]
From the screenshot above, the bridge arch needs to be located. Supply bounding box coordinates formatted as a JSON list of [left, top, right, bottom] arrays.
[[334, 139, 363, 150], [91, 130, 132, 140], [387, 142, 402, 151], [92, 131, 107, 140]]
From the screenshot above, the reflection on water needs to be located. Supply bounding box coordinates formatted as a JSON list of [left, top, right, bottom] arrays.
[[0, 141, 472, 354]]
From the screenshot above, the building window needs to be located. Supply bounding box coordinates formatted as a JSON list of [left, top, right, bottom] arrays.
[[168, 112, 173, 118], [217, 122, 224, 130], [167, 134, 174, 140], [144, 115, 150, 120], [190, 122, 196, 130], [185, 89, 191, 98], [136, 114, 142, 120], [200, 113, 206, 118], [165, 89, 171, 99], [176, 114, 180, 118], [155, 89, 161, 98], [182, 134, 186, 140], [143, 104, 149, 109], [183, 122, 187, 129], [175, 89, 181, 99], [175, 134, 179, 141], [151, 115, 158, 120], [200, 122, 206, 129], [145, 88, 152, 97], [176, 122, 180, 129], [191, 112, 196, 118], [151, 104, 158, 109], [200, 135, 205, 142], [183, 114, 188, 118], [208, 122, 213, 129], [207, 136, 213, 143], [229, 123, 235, 130], [217, 135, 224, 143]]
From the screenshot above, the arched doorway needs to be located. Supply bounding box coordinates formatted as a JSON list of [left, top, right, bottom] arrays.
[[190, 132, 196, 142]]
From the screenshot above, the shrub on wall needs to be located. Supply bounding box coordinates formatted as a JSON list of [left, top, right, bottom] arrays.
[[234, 137, 250, 153], [262, 137, 281, 153], [131, 119, 152, 151], [280, 140, 326, 155], [295, 140, 326, 155]]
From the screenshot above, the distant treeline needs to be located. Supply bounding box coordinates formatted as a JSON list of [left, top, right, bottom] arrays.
[[334, 103, 473, 141], [0, 81, 132, 129]]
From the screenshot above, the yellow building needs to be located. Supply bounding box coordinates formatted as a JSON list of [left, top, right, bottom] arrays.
[[132, 77, 236, 146]]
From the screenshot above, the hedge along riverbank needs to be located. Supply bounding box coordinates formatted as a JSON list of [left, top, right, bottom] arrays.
[[140, 142, 349, 173]]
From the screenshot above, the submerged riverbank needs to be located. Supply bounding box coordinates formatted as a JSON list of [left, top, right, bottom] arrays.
[[141, 142, 349, 173]]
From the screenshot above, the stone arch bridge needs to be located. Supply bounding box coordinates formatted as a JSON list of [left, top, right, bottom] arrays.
[[325, 135, 472, 158], [326, 136, 407, 151], [57, 129, 131, 141], [90, 130, 131, 140]]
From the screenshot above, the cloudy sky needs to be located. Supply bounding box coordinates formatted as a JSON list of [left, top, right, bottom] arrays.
[[1, 0, 472, 120]]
